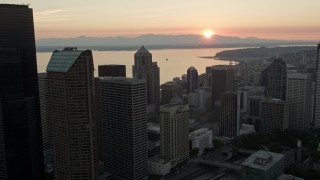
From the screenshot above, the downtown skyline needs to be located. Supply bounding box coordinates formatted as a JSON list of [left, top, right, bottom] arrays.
[[2, 2, 320, 180], [0, 0, 319, 40]]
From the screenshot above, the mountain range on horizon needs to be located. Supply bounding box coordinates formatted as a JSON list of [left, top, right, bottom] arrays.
[[36, 34, 317, 51]]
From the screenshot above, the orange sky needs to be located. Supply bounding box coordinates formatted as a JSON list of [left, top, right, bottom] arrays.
[[2, 0, 320, 40]]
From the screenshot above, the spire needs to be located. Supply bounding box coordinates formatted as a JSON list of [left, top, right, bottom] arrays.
[[135, 45, 151, 56]]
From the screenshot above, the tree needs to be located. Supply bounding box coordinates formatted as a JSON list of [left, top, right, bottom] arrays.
[[212, 139, 224, 149], [190, 148, 199, 157]]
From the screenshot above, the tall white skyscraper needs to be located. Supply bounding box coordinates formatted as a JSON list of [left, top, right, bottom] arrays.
[[100, 77, 148, 180], [287, 73, 313, 129]]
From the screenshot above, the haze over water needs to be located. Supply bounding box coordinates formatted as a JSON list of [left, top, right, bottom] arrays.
[[37, 48, 236, 83]]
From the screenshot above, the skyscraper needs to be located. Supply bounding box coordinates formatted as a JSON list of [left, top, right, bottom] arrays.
[[211, 65, 234, 109], [100, 77, 148, 180], [93, 77, 104, 173], [287, 73, 313, 129], [38, 73, 53, 171], [133, 46, 160, 112], [0, 4, 44, 179], [152, 62, 160, 111], [98, 64, 126, 77], [218, 92, 240, 138], [266, 58, 287, 100], [187, 66, 198, 94], [47, 48, 96, 180], [314, 43, 320, 128], [260, 66, 270, 87], [247, 96, 264, 131], [161, 81, 183, 105], [0, 98, 7, 179], [160, 102, 189, 164], [38, 73, 53, 166], [260, 98, 289, 133]]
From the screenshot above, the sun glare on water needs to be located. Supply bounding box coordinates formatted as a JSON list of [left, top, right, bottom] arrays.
[[203, 30, 214, 39]]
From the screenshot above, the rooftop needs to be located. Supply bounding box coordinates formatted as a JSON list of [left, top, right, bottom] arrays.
[[162, 81, 181, 87], [263, 97, 285, 104], [46, 48, 89, 73], [270, 58, 287, 67], [188, 66, 197, 70], [287, 72, 311, 79], [149, 155, 173, 165], [99, 76, 146, 84], [189, 128, 212, 139], [248, 96, 265, 100], [211, 65, 234, 70], [0, 4, 29, 8], [98, 64, 125, 67], [242, 150, 284, 171], [135, 46, 151, 56]]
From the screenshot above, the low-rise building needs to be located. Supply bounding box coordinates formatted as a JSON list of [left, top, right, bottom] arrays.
[[239, 124, 256, 135], [189, 128, 213, 155], [260, 98, 289, 133], [148, 156, 174, 176], [277, 174, 304, 180], [241, 150, 285, 180]]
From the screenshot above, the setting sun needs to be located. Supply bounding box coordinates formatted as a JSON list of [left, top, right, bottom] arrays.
[[203, 30, 214, 38]]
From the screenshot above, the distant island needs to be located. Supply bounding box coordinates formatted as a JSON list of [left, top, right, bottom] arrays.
[[36, 34, 317, 52], [212, 46, 317, 64]]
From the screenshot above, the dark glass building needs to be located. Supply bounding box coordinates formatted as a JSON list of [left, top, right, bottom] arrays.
[[314, 43, 320, 128], [0, 98, 7, 179], [100, 77, 148, 180], [0, 4, 44, 180], [133, 46, 160, 111], [98, 64, 126, 77], [219, 92, 240, 138], [47, 48, 97, 179], [187, 66, 198, 94], [211, 65, 234, 109], [266, 58, 287, 100], [161, 81, 183, 105]]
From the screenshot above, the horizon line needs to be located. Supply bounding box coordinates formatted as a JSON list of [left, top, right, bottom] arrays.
[[35, 33, 318, 42]]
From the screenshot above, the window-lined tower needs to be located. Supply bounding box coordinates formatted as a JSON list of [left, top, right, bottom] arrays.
[[266, 58, 287, 100], [0, 4, 44, 179], [287, 73, 313, 129], [100, 77, 148, 180], [314, 43, 320, 128], [211, 65, 234, 109], [187, 66, 198, 94], [160, 101, 189, 165], [133, 46, 160, 112], [47, 48, 96, 180]]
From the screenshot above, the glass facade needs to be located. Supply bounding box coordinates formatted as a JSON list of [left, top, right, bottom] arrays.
[[47, 50, 84, 73]]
